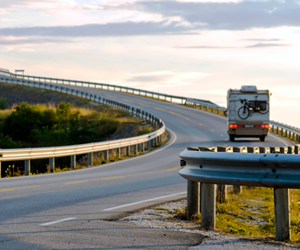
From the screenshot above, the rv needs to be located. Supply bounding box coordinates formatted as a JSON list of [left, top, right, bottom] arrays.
[[227, 86, 270, 142]]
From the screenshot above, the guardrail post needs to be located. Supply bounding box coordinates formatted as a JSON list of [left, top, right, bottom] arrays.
[[71, 155, 76, 169], [0, 161, 1, 178], [187, 180, 200, 218], [117, 148, 121, 159], [104, 150, 109, 161], [295, 145, 299, 154], [49, 158, 55, 173], [274, 188, 290, 241], [216, 184, 227, 203], [134, 145, 137, 155], [88, 153, 93, 166], [201, 183, 216, 229], [233, 185, 242, 194], [25, 159, 31, 175]]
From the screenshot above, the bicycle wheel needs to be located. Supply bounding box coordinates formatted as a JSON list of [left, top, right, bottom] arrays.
[[259, 102, 269, 114], [238, 106, 250, 119]]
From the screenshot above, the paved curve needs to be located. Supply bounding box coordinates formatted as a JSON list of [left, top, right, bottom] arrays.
[[0, 84, 293, 249]]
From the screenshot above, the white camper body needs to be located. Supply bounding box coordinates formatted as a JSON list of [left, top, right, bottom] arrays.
[[227, 86, 270, 142]]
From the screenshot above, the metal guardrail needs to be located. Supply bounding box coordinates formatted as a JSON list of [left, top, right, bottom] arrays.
[[179, 145, 300, 241], [0, 68, 216, 108], [2, 68, 298, 142], [270, 121, 300, 142], [0, 76, 166, 177]]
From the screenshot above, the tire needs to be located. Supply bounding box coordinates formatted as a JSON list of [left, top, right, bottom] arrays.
[[238, 106, 250, 119], [260, 136, 265, 142], [259, 102, 269, 114], [230, 135, 235, 142]]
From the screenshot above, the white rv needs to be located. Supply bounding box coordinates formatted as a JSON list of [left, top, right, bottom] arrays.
[[227, 86, 270, 142]]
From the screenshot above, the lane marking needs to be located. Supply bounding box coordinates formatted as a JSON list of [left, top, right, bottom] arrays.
[[220, 134, 223, 137], [199, 123, 203, 126], [211, 129, 214, 132], [65, 176, 125, 185], [106, 94, 115, 98], [185, 117, 190, 120], [155, 107, 166, 111], [122, 98, 134, 103], [103, 192, 186, 211], [269, 133, 290, 146], [169, 111, 180, 116], [225, 139, 228, 141], [224, 144, 228, 147], [138, 103, 150, 107], [146, 166, 180, 174], [101, 176, 125, 180], [0, 185, 40, 193], [65, 180, 89, 185], [40, 217, 76, 226]]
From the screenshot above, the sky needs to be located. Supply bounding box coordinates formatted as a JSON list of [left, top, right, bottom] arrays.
[[0, 0, 299, 127]]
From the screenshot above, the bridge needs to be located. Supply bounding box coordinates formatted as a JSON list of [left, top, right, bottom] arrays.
[[0, 68, 298, 248]]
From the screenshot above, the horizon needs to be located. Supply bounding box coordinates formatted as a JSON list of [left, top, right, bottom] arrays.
[[0, 0, 299, 127]]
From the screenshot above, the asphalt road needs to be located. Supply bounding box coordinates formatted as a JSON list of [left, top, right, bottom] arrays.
[[0, 84, 294, 249]]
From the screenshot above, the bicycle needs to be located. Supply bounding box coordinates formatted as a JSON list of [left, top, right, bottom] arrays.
[[238, 96, 269, 120]]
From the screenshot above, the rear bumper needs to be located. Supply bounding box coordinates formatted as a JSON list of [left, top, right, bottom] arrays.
[[228, 128, 269, 137]]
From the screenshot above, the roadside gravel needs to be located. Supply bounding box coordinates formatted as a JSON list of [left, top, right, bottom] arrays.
[[120, 200, 299, 249]]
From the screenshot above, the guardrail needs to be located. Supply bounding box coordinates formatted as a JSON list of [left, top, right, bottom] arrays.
[[0, 68, 216, 108], [270, 121, 300, 143], [2, 68, 298, 143], [179, 145, 300, 241], [0, 76, 166, 178]]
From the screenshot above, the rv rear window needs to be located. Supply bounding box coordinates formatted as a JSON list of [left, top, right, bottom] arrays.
[[249, 101, 267, 111]]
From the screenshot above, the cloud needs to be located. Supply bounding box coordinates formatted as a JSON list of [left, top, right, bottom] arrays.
[[241, 38, 283, 42], [175, 42, 292, 49], [133, 0, 300, 30], [245, 42, 292, 48], [0, 38, 68, 45], [0, 21, 198, 37], [122, 71, 208, 89]]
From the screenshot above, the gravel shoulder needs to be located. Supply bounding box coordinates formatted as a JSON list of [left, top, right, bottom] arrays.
[[120, 200, 300, 249]]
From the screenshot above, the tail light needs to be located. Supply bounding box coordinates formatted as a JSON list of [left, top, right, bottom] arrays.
[[254, 124, 269, 128]]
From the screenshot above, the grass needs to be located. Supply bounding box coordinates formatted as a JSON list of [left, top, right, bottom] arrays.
[[215, 187, 275, 238], [174, 186, 300, 243], [0, 109, 13, 119]]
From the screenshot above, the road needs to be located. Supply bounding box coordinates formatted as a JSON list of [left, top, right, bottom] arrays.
[[0, 84, 293, 249]]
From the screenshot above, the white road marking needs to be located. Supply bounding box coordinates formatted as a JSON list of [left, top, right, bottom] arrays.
[[268, 133, 290, 146], [103, 192, 186, 211], [40, 217, 76, 226]]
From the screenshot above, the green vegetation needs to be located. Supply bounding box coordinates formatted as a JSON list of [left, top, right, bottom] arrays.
[[175, 187, 300, 243], [0, 102, 158, 177], [0, 97, 8, 110], [0, 102, 145, 148]]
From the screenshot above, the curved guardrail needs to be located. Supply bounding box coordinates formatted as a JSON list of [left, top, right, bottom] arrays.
[[0, 68, 215, 107], [1, 68, 298, 142], [0, 75, 166, 177], [270, 121, 300, 142], [179, 146, 300, 241]]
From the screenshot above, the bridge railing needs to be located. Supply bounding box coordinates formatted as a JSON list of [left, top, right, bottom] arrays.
[[2, 68, 298, 142], [179, 145, 300, 241], [0, 76, 166, 177], [0, 68, 216, 108]]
